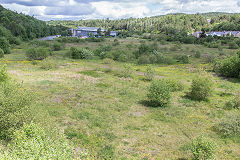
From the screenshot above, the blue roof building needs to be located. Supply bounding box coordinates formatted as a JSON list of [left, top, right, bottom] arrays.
[[71, 27, 117, 38]]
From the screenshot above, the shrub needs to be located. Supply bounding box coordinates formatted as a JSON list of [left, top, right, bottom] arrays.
[[228, 42, 239, 49], [144, 66, 155, 81], [0, 48, 4, 58], [0, 80, 33, 140], [26, 47, 51, 60], [195, 51, 201, 58], [188, 74, 214, 101], [214, 54, 240, 78], [0, 37, 10, 54], [101, 45, 112, 52], [147, 79, 172, 107], [52, 42, 65, 51], [165, 79, 184, 92], [39, 58, 58, 70], [68, 47, 93, 59], [102, 58, 114, 64], [6, 123, 74, 159], [191, 136, 217, 160], [215, 113, 240, 137], [138, 55, 150, 64], [177, 54, 189, 64], [120, 64, 133, 78], [112, 39, 120, 46], [224, 92, 240, 110], [0, 65, 9, 83]]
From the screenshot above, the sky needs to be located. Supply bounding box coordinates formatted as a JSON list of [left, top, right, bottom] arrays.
[[0, 0, 240, 21]]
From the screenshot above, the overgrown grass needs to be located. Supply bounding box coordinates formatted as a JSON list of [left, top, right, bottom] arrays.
[[1, 38, 240, 159]]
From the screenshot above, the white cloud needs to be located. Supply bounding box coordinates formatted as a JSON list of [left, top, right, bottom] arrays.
[[91, 1, 150, 19], [1, 0, 240, 20]]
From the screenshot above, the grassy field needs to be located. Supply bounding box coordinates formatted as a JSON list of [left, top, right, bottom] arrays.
[[1, 38, 240, 159]]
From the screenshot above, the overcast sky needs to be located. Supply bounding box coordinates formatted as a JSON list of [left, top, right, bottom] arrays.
[[0, 0, 240, 20]]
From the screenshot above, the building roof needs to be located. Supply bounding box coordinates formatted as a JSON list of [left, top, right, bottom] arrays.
[[76, 27, 105, 32]]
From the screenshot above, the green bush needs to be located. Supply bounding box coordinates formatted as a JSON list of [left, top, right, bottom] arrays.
[[188, 74, 214, 101], [0, 80, 33, 140], [120, 64, 133, 78], [215, 113, 240, 137], [26, 47, 51, 60], [52, 42, 65, 51], [0, 48, 4, 58], [195, 51, 201, 58], [39, 58, 58, 70], [5, 123, 74, 159], [68, 47, 93, 59], [165, 79, 184, 92], [225, 92, 240, 110], [147, 79, 172, 107], [191, 136, 217, 160], [228, 42, 239, 49], [0, 37, 10, 54], [144, 66, 155, 81], [177, 54, 189, 64], [138, 55, 150, 64], [112, 39, 120, 46], [0, 65, 9, 83], [214, 54, 240, 78]]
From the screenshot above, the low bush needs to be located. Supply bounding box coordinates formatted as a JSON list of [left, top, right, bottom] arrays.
[[5, 123, 75, 159], [191, 135, 217, 160], [68, 47, 93, 59], [39, 58, 58, 70], [0, 80, 33, 141], [0, 48, 4, 58], [195, 51, 201, 58], [26, 47, 51, 60], [119, 64, 133, 78], [188, 73, 214, 101], [0, 65, 9, 83], [165, 79, 184, 92], [224, 92, 240, 110], [177, 54, 189, 64], [214, 54, 240, 78], [112, 39, 120, 46], [144, 66, 155, 81], [147, 79, 172, 107], [52, 42, 65, 51], [215, 113, 240, 137]]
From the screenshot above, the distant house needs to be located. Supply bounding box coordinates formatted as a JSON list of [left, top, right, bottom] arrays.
[[206, 31, 240, 38], [192, 31, 202, 38], [71, 27, 117, 38]]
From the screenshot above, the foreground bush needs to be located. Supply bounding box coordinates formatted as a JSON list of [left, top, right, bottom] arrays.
[[0, 80, 33, 141], [188, 74, 214, 101], [3, 123, 74, 159], [191, 136, 217, 160], [215, 113, 240, 137], [147, 79, 172, 107], [26, 47, 51, 60]]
